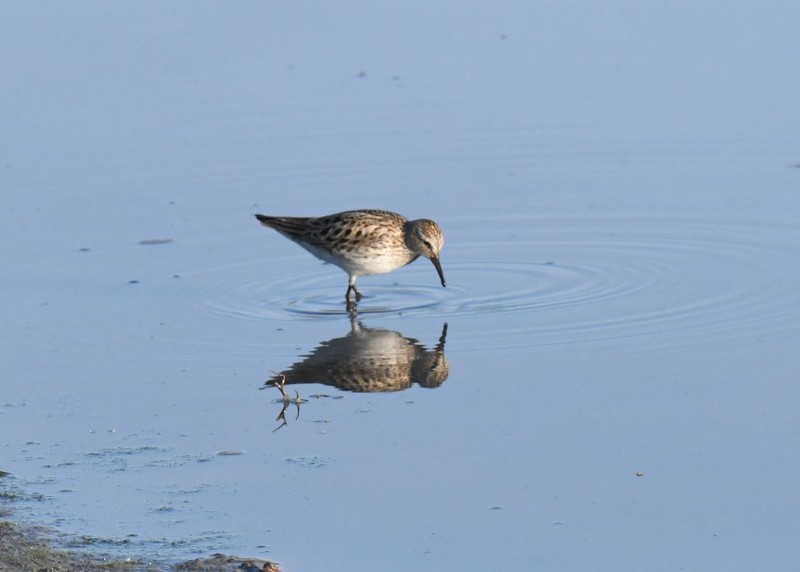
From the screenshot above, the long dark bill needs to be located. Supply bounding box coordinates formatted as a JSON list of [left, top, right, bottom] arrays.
[[431, 256, 446, 287]]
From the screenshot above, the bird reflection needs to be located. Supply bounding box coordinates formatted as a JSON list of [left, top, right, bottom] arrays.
[[266, 320, 449, 393], [263, 320, 449, 430], [269, 374, 307, 432]]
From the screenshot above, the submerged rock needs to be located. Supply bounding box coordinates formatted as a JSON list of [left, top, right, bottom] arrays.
[[175, 553, 281, 571]]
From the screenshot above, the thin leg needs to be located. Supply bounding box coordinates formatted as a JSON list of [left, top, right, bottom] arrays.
[[345, 278, 362, 313], [345, 278, 363, 302]]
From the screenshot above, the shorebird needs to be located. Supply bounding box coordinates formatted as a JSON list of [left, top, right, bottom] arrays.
[[255, 209, 445, 305]]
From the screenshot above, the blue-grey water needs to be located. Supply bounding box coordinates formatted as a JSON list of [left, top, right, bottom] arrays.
[[3, 2, 800, 570]]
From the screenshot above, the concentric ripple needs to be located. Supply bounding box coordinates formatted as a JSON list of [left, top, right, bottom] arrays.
[[444, 212, 800, 351], [171, 211, 800, 353]]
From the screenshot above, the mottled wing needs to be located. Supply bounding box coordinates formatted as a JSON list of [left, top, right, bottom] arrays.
[[255, 214, 313, 241], [256, 210, 406, 256]]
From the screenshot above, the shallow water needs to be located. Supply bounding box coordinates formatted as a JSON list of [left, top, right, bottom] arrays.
[[3, 3, 800, 571]]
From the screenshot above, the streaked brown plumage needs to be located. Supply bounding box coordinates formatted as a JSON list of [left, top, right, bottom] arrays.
[[255, 209, 445, 305]]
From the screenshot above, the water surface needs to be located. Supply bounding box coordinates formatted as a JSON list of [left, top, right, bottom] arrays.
[[3, 2, 800, 571]]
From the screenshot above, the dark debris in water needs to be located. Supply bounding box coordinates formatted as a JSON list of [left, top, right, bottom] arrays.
[[139, 238, 174, 245]]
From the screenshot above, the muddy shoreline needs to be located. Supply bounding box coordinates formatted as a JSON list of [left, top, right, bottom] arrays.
[[0, 490, 280, 572], [0, 518, 282, 572], [0, 470, 281, 572], [0, 518, 139, 572]]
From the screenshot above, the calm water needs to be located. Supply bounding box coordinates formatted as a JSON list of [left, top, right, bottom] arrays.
[[3, 3, 800, 571]]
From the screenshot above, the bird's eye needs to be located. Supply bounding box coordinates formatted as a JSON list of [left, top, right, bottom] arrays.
[[423, 240, 432, 249]]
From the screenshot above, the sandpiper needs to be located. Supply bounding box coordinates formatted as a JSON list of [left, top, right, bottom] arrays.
[[255, 209, 445, 305]]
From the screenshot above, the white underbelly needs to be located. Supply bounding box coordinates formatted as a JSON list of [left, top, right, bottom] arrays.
[[293, 240, 411, 277]]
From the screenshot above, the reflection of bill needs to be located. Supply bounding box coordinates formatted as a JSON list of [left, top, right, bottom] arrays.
[[265, 321, 449, 393]]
